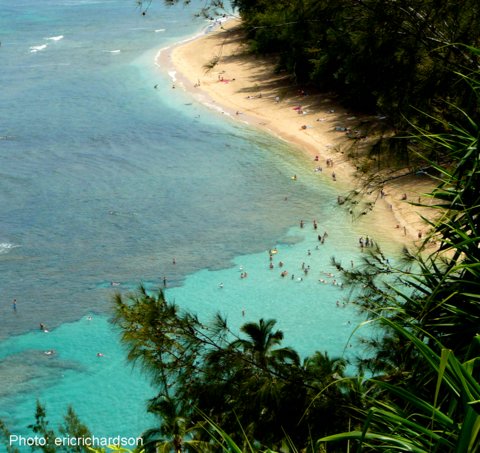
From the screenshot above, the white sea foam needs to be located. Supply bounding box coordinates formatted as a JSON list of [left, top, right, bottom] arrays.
[[45, 35, 64, 41], [154, 21, 219, 69], [168, 70, 177, 82], [154, 46, 169, 67], [30, 44, 47, 53], [210, 104, 232, 117], [205, 16, 229, 34], [0, 243, 18, 254], [109, 49, 121, 53]]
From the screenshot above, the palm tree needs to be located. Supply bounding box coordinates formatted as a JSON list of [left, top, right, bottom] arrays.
[[319, 55, 480, 452], [303, 351, 347, 382], [196, 319, 306, 448], [230, 318, 300, 371], [142, 396, 208, 453], [319, 318, 480, 452]]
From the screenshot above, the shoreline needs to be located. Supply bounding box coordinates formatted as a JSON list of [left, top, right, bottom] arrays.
[[156, 18, 437, 246]]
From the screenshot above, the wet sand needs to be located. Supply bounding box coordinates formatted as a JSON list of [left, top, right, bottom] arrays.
[[156, 18, 438, 246]]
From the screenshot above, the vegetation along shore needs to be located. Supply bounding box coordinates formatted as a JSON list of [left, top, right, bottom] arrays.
[[2, 0, 479, 452], [163, 17, 438, 244]]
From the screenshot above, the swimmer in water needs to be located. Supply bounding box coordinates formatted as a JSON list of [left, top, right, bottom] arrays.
[[97, 352, 104, 357]]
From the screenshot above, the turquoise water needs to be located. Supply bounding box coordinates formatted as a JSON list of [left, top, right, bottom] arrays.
[[0, 0, 403, 449], [0, 316, 155, 440]]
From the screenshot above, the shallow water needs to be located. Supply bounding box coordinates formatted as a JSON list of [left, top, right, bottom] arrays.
[[0, 0, 404, 447]]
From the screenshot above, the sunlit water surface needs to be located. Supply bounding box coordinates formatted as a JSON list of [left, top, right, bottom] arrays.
[[0, 0, 403, 446]]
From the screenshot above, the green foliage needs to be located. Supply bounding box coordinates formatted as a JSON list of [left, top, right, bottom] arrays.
[[319, 322, 480, 452], [4, 5, 480, 451], [28, 401, 57, 453], [233, 0, 480, 134], [111, 287, 350, 451], [107, 31, 480, 451], [59, 406, 93, 452], [0, 402, 95, 453], [87, 447, 138, 453], [137, 0, 232, 19], [0, 419, 21, 453], [319, 52, 480, 452]]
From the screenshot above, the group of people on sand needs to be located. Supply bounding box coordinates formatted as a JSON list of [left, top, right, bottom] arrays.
[[314, 159, 323, 170], [218, 75, 236, 83], [245, 91, 262, 99], [310, 157, 336, 180]]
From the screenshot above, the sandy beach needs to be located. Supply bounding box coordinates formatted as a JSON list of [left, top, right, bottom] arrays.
[[157, 18, 438, 245]]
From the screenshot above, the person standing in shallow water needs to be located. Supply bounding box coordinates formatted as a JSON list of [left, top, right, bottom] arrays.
[[12, 299, 17, 311]]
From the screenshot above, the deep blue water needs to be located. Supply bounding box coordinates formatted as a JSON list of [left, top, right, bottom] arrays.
[[0, 0, 402, 449]]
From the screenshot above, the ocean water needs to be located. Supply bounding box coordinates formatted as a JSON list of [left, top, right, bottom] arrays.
[[0, 0, 404, 448]]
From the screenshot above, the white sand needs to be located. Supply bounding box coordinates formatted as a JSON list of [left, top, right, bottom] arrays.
[[157, 18, 438, 245]]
